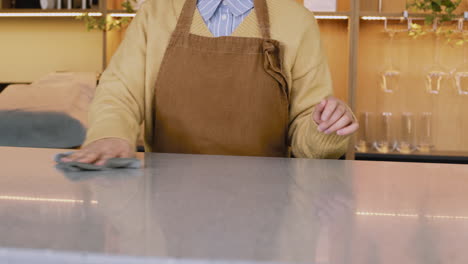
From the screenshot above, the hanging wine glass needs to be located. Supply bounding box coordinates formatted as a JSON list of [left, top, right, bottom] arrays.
[[380, 20, 401, 94], [379, 18, 412, 94], [453, 19, 468, 95], [454, 65, 468, 95], [451, 18, 468, 152], [424, 23, 449, 95]]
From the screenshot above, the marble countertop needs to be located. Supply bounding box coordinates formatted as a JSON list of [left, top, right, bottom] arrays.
[[1, 147, 468, 264]]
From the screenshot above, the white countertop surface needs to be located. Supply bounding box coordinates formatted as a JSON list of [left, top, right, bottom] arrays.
[[1, 147, 468, 264]]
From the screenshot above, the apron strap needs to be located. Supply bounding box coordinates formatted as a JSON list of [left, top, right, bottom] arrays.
[[174, 0, 198, 35], [175, 0, 272, 39], [253, 0, 271, 39]]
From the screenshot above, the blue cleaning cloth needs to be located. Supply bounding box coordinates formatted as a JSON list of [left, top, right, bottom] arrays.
[[54, 152, 141, 172]]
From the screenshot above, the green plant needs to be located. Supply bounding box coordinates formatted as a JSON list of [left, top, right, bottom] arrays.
[[121, 0, 135, 13], [407, 0, 462, 24], [407, 0, 467, 46], [76, 0, 135, 32]]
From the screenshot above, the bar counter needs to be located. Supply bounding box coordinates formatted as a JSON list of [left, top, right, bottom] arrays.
[[1, 147, 468, 263]]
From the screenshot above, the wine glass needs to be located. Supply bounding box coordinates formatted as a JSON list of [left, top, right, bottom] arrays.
[[355, 112, 374, 152], [451, 19, 468, 151], [380, 27, 401, 93], [397, 112, 416, 154], [379, 18, 413, 94], [374, 112, 396, 153], [416, 112, 434, 153], [452, 19, 468, 95], [424, 28, 449, 95]]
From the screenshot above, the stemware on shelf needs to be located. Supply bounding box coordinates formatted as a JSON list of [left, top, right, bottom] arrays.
[[380, 19, 408, 94], [424, 24, 449, 95], [397, 112, 416, 154], [374, 112, 396, 153], [355, 112, 374, 152], [454, 63, 468, 95], [379, 18, 413, 94], [453, 19, 468, 96], [380, 30, 401, 93], [416, 112, 434, 153], [450, 18, 468, 151]]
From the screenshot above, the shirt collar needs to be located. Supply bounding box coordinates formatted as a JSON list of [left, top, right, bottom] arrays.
[[197, 0, 254, 21]]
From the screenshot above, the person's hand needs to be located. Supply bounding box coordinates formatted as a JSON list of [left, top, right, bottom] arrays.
[[313, 96, 359, 136], [60, 138, 135, 166]]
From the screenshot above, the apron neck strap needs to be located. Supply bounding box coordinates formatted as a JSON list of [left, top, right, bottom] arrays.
[[253, 0, 271, 39], [174, 0, 197, 35], [175, 0, 272, 39]]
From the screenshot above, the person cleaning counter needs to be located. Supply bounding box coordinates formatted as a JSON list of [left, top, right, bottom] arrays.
[[61, 0, 358, 166]]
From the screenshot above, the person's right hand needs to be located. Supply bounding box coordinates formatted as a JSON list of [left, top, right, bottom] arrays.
[[60, 138, 135, 166]]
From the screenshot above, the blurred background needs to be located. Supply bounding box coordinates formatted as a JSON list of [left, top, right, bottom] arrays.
[[0, 0, 467, 163]]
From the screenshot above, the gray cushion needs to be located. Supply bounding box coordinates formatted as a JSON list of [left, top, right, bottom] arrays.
[[0, 110, 86, 148]]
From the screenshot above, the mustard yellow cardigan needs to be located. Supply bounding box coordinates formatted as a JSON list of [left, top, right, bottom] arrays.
[[84, 0, 351, 159]]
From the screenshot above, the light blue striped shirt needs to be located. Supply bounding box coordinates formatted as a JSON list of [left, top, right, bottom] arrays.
[[197, 0, 254, 37]]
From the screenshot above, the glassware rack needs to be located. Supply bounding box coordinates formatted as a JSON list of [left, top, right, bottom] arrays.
[[354, 0, 468, 162]]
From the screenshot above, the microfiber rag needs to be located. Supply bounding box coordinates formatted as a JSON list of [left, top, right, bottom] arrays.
[[54, 152, 141, 171]]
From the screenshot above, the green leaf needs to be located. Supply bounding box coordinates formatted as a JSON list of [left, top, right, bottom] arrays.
[[431, 2, 442, 12], [441, 0, 453, 7], [121, 1, 135, 13], [425, 15, 435, 25]]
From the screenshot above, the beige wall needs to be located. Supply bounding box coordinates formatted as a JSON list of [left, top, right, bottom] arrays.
[[317, 20, 349, 102], [0, 18, 103, 83]]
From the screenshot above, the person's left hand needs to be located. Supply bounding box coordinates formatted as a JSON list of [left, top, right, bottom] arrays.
[[313, 96, 359, 136]]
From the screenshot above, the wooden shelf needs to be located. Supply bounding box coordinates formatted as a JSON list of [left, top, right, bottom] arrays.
[[360, 11, 418, 17], [314, 11, 350, 16], [0, 8, 102, 17], [0, 9, 351, 17], [314, 11, 350, 20], [0, 8, 100, 12], [360, 11, 468, 20], [105, 10, 351, 17], [356, 151, 468, 164], [107, 9, 129, 13]]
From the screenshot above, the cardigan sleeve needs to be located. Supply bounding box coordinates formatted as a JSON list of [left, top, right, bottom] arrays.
[[83, 1, 150, 149], [288, 13, 351, 159]]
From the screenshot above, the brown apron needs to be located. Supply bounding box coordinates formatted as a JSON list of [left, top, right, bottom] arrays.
[[152, 0, 289, 157]]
